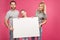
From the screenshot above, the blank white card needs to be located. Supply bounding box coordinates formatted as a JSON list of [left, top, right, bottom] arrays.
[[13, 17, 40, 38]]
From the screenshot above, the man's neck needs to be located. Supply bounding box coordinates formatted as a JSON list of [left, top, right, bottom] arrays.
[[11, 9, 16, 11]]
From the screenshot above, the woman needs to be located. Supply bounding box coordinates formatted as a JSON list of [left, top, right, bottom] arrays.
[[32, 1, 47, 40]]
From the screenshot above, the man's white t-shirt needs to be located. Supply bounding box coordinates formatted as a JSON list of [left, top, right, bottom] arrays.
[[5, 10, 19, 27]]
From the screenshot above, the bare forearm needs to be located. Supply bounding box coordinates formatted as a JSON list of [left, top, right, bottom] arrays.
[[4, 19, 10, 28], [40, 20, 47, 25]]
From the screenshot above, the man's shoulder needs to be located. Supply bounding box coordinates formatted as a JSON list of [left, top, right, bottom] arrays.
[[7, 10, 19, 14], [6, 10, 11, 14]]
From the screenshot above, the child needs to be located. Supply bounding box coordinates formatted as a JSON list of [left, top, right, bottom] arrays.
[[20, 9, 28, 40]]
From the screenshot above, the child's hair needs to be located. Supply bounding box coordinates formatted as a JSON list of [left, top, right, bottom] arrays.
[[20, 9, 26, 12]]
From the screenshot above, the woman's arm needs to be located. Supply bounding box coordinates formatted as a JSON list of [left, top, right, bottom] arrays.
[[40, 19, 47, 26]]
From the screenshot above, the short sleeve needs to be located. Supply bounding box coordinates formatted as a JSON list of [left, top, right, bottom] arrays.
[[44, 13, 47, 20], [35, 11, 38, 17], [5, 11, 10, 20]]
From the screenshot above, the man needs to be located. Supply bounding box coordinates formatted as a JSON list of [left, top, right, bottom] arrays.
[[4, 1, 19, 40]]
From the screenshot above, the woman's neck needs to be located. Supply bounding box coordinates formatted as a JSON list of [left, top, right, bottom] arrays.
[[38, 10, 44, 13], [38, 9, 44, 13]]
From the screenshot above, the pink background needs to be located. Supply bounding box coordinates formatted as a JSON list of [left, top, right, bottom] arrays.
[[0, 0, 60, 40]]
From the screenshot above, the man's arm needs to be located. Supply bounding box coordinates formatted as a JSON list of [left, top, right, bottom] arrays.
[[4, 11, 13, 30], [4, 18, 13, 30], [4, 18, 10, 29]]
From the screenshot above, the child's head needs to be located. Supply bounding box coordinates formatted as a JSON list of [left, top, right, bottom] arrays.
[[20, 9, 27, 17]]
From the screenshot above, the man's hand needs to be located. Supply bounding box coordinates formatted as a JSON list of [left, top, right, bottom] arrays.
[[9, 27, 14, 31]]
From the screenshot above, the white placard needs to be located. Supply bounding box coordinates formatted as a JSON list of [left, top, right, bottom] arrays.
[[13, 17, 40, 38]]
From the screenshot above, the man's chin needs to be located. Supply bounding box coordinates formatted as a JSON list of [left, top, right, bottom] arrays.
[[11, 8, 16, 10], [13, 9, 15, 10]]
